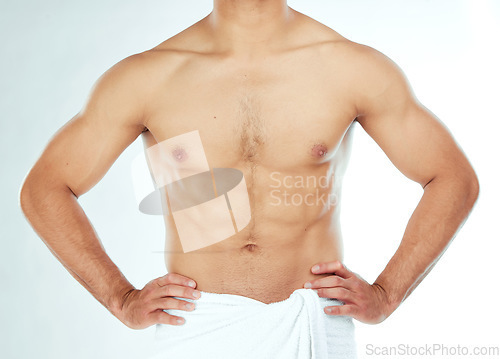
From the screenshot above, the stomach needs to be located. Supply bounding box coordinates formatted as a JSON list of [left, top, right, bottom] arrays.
[[162, 182, 344, 304]]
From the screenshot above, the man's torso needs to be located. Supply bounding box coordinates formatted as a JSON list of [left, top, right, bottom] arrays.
[[137, 12, 361, 303]]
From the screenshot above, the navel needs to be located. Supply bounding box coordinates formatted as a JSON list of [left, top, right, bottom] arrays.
[[242, 243, 258, 252]]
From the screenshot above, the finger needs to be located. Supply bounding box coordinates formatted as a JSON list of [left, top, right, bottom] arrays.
[[159, 284, 201, 300], [316, 287, 353, 303], [155, 273, 197, 288], [153, 310, 186, 326], [305, 275, 348, 290], [150, 297, 196, 312], [311, 261, 352, 279], [324, 304, 357, 317]]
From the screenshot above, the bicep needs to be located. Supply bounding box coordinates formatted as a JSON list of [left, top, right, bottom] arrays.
[[28, 57, 148, 197], [355, 49, 471, 187]]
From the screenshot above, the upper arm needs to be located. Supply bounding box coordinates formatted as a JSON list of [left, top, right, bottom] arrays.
[[26, 54, 151, 197], [354, 46, 475, 188]]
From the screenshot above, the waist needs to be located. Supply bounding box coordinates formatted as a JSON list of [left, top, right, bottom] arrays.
[[166, 232, 341, 303], [186, 273, 334, 304]]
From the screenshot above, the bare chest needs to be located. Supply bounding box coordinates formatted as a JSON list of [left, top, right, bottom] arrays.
[[144, 59, 356, 170]]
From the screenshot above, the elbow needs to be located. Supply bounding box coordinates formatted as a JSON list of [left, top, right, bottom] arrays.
[[465, 169, 480, 209], [19, 175, 35, 217], [455, 166, 480, 212], [428, 165, 479, 212], [19, 171, 45, 217], [20, 172, 77, 217]]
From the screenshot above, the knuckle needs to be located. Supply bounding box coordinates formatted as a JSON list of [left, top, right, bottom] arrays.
[[154, 311, 172, 325], [154, 311, 164, 321], [164, 285, 173, 297], [181, 299, 194, 310], [159, 313, 172, 325], [139, 308, 150, 320], [328, 306, 339, 314], [174, 299, 184, 309], [351, 279, 362, 290], [151, 279, 160, 288], [333, 289, 343, 300], [160, 297, 172, 309], [171, 297, 182, 309], [167, 298, 187, 310]]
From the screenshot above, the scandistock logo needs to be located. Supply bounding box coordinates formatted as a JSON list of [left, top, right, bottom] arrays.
[[268, 171, 338, 209]]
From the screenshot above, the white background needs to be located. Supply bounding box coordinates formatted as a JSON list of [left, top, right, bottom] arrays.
[[1, 0, 499, 358]]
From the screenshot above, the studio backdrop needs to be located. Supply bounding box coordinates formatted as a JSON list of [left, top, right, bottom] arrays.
[[1, 1, 499, 358]]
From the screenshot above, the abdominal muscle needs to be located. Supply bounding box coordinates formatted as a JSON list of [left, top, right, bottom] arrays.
[[162, 171, 343, 304]]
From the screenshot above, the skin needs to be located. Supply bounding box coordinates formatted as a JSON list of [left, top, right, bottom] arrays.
[[19, 0, 479, 330]]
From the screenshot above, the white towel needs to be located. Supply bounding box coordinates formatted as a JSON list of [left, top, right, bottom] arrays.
[[150, 288, 357, 359]]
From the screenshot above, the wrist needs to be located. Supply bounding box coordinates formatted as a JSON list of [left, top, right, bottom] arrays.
[[108, 285, 136, 319], [372, 282, 401, 318]]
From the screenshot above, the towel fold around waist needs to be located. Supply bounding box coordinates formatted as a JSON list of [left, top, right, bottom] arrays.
[[151, 288, 357, 359]]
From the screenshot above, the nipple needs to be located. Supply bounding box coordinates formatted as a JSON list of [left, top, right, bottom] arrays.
[[172, 147, 188, 162], [312, 144, 328, 158]]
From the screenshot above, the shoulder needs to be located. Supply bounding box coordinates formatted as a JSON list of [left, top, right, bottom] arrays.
[[294, 17, 413, 115], [296, 11, 408, 87], [312, 27, 406, 90], [294, 14, 406, 86], [347, 43, 411, 96], [82, 39, 196, 116], [94, 47, 189, 95], [318, 38, 413, 116], [96, 19, 209, 96], [332, 44, 417, 120]]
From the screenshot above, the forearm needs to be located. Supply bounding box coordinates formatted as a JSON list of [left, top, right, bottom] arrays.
[[373, 173, 479, 313], [20, 180, 135, 317]]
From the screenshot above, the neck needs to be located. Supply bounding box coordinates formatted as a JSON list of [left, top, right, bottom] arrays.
[[207, 0, 294, 55]]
